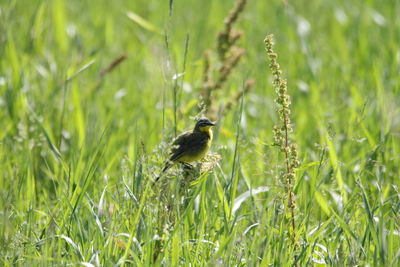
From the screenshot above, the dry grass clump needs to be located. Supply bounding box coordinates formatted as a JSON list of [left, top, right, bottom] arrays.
[[200, 0, 254, 120]]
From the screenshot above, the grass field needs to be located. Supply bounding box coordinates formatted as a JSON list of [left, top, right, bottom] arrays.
[[1, 0, 400, 265]]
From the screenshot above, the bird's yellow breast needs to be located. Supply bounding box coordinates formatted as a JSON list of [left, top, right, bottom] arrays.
[[178, 147, 209, 162], [199, 126, 213, 140], [177, 127, 213, 163]]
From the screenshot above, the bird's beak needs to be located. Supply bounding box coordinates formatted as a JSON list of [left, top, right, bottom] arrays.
[[208, 121, 216, 126]]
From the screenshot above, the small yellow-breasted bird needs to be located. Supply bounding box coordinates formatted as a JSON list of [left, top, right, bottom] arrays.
[[154, 117, 216, 183]]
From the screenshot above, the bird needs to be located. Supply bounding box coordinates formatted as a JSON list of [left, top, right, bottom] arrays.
[[154, 117, 216, 184]]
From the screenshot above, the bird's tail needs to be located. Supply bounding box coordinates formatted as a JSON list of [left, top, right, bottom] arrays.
[[153, 162, 173, 185]]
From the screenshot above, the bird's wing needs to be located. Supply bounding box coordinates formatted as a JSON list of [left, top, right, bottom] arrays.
[[169, 131, 208, 162]]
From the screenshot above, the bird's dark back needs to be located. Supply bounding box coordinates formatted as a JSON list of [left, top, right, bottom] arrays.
[[170, 130, 211, 161]]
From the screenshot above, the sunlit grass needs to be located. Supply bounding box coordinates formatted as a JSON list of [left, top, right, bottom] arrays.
[[0, 0, 399, 265]]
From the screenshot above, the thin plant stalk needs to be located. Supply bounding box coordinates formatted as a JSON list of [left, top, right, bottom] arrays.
[[264, 34, 300, 257]]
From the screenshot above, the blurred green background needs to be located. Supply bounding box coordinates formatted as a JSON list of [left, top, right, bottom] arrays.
[[1, 0, 399, 265]]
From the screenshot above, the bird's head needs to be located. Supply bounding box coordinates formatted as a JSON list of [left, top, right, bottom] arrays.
[[194, 117, 216, 132]]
